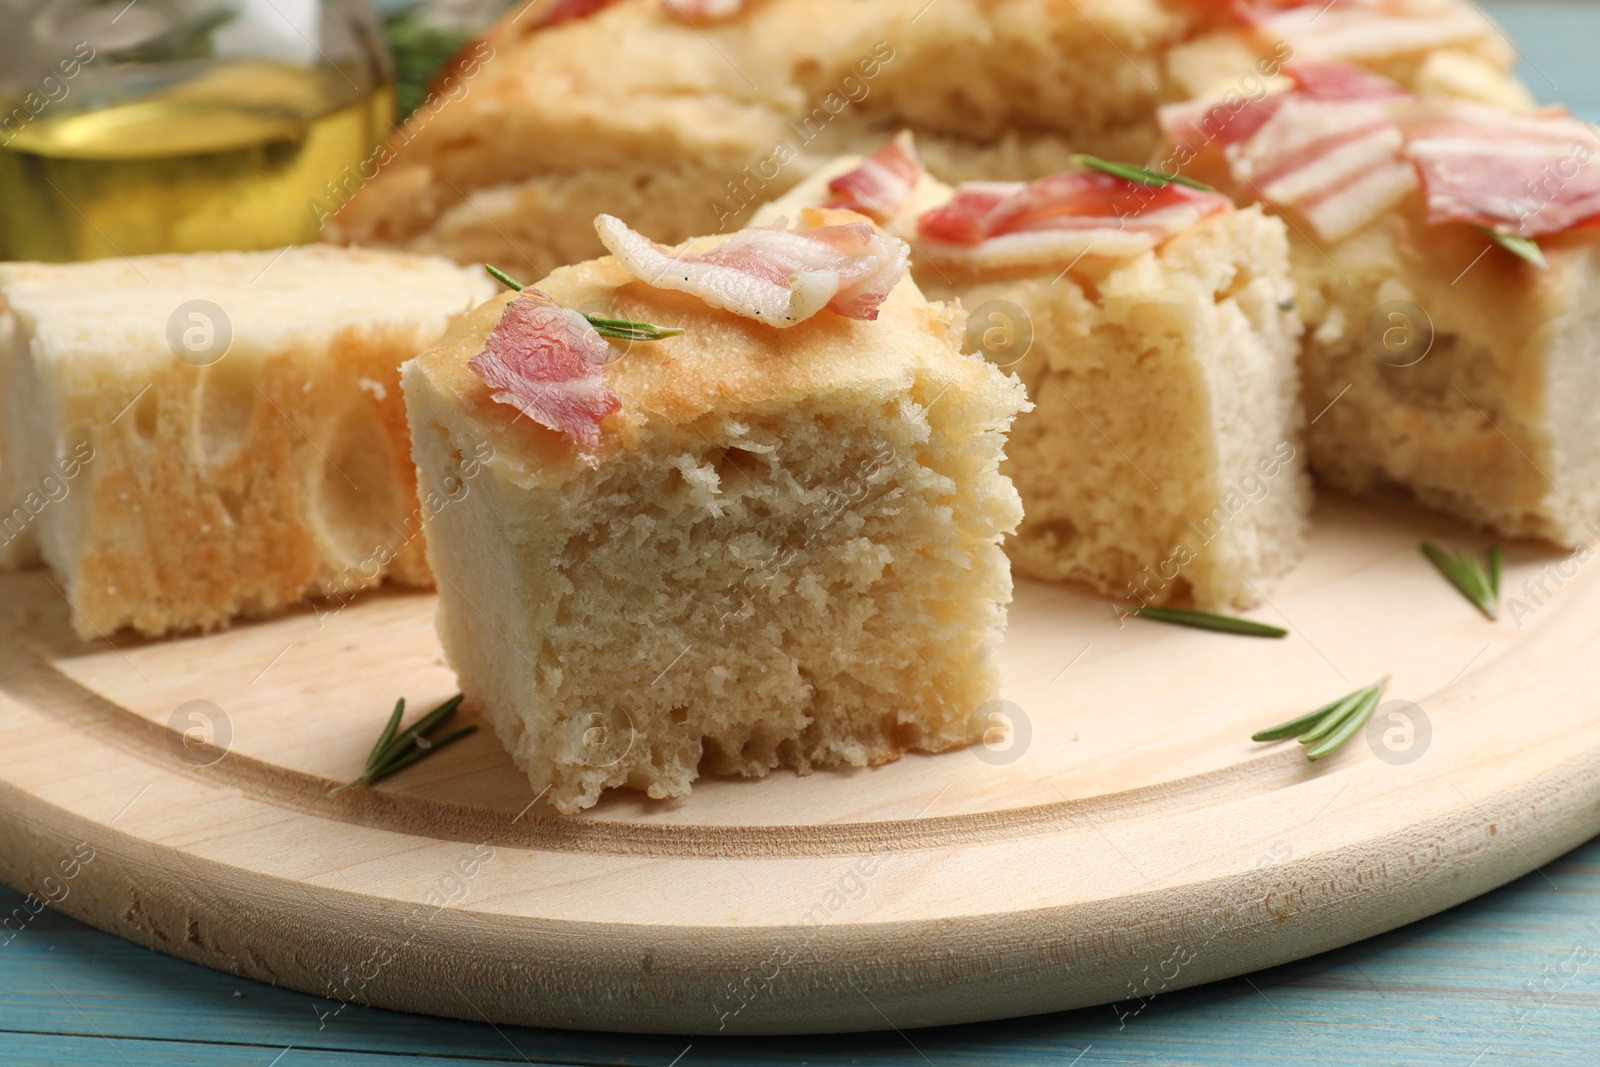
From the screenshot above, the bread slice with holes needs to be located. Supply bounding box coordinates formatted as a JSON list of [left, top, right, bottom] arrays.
[[757, 158, 1311, 611], [402, 245, 1027, 813], [0, 246, 495, 637]]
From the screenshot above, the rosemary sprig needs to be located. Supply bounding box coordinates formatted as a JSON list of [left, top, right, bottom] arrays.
[[329, 694, 475, 795], [1128, 605, 1288, 639], [485, 264, 684, 341], [1475, 226, 1547, 270], [1072, 153, 1215, 193], [1254, 678, 1390, 761], [1421, 542, 1502, 621]]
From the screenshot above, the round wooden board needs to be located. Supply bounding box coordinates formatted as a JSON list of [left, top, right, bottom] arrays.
[[2, 493, 1598, 1036]]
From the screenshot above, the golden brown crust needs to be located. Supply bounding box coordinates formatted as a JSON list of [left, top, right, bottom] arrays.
[[327, 0, 1524, 277]]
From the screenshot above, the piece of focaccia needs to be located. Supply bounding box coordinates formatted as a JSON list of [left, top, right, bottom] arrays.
[[0, 246, 494, 637], [758, 138, 1311, 610], [402, 209, 1026, 812], [1166, 67, 1600, 544], [326, 0, 1526, 280]]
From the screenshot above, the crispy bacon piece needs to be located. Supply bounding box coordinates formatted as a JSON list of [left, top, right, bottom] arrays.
[[1162, 62, 1416, 243], [661, 0, 748, 20], [914, 172, 1233, 269], [1398, 100, 1600, 238], [469, 290, 620, 453], [594, 214, 908, 327], [825, 132, 924, 224]]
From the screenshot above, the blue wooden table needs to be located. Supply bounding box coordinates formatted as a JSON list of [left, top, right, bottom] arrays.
[[5, 4, 1599, 1064]]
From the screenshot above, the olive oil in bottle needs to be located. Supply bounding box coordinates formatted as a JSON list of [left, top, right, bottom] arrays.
[[0, 60, 392, 261]]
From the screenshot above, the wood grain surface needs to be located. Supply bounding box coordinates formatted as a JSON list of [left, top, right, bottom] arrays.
[[1, 493, 1597, 1035]]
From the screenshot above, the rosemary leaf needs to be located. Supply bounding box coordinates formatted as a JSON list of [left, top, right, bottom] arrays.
[[485, 263, 683, 341], [364, 697, 406, 777], [485, 263, 525, 291], [1251, 701, 1343, 743], [331, 694, 473, 795], [370, 725, 478, 781], [1421, 542, 1501, 621], [1297, 688, 1370, 746], [1129, 605, 1287, 639], [1253, 678, 1390, 761], [1072, 153, 1215, 193], [1306, 686, 1384, 761], [1475, 226, 1547, 270]]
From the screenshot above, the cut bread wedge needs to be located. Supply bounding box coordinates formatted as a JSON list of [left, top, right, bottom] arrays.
[[0, 246, 495, 637], [757, 142, 1311, 610], [402, 211, 1026, 812]]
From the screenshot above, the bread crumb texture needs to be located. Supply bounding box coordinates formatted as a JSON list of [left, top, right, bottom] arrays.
[[0, 246, 494, 637], [405, 258, 1027, 812]]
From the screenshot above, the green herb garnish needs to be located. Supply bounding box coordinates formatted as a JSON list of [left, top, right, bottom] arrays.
[[1421, 542, 1502, 621], [1128, 605, 1288, 639], [1072, 153, 1215, 193], [1475, 226, 1547, 270], [486, 264, 684, 341], [1253, 678, 1389, 761], [383, 13, 474, 121], [329, 694, 475, 795]]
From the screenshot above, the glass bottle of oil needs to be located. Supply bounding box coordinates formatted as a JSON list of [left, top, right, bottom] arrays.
[[0, 0, 394, 261]]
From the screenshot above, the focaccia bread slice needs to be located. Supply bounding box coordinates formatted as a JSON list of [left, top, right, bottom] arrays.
[[403, 210, 1027, 812], [0, 246, 495, 637], [758, 141, 1310, 610], [326, 0, 1526, 280], [1167, 70, 1600, 544]]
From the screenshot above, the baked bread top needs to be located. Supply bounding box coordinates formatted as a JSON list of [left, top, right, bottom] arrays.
[[407, 235, 999, 482], [329, 0, 1525, 262], [0, 246, 494, 371]]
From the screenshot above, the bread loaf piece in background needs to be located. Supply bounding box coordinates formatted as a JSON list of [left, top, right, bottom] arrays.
[[324, 0, 1528, 279]]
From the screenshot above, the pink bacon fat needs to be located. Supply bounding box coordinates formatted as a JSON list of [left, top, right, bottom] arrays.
[[1231, 0, 1497, 62], [825, 132, 924, 224], [468, 290, 621, 454], [662, 0, 748, 19], [594, 213, 909, 328], [1399, 99, 1600, 238], [529, 0, 620, 28], [914, 171, 1233, 270], [1161, 62, 1416, 244]]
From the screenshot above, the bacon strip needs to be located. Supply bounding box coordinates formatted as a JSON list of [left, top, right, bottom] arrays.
[[1161, 62, 1416, 243], [914, 171, 1233, 270], [1398, 99, 1600, 237], [825, 132, 924, 224], [595, 214, 908, 327], [661, 0, 748, 20], [1233, 0, 1498, 63], [469, 290, 620, 453]]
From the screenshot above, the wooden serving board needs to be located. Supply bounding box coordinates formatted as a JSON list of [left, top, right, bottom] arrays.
[[2, 493, 1598, 1036]]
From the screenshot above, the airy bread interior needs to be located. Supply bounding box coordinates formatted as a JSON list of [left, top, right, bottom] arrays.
[[758, 162, 1310, 609], [405, 265, 1027, 812], [0, 246, 494, 637], [928, 209, 1310, 610], [1294, 215, 1600, 545]]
